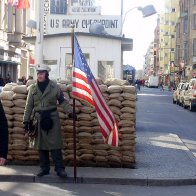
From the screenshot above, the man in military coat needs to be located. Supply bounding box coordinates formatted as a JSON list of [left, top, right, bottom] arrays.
[[23, 64, 76, 178]]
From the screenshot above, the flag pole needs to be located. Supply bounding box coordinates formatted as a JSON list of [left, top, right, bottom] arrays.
[[71, 24, 77, 183]]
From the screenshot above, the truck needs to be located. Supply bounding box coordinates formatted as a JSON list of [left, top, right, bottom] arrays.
[[148, 75, 159, 88]]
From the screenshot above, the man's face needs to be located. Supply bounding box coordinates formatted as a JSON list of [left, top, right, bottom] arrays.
[[37, 71, 46, 82]]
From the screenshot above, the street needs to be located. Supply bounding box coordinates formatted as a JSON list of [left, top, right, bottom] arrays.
[[1, 182, 196, 196], [137, 87, 196, 157], [1, 86, 196, 195]]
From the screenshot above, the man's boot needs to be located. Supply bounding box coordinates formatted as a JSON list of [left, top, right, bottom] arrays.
[[51, 149, 67, 178], [37, 150, 50, 177]]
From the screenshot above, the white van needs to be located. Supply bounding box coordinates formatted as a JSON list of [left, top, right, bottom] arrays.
[[148, 75, 159, 88]]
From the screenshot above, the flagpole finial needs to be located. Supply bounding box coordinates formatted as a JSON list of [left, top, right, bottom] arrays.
[[70, 24, 75, 31]]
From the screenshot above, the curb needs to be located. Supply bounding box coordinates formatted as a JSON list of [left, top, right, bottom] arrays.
[[1, 174, 196, 186]]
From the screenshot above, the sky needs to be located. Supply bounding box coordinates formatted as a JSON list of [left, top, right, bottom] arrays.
[[96, 0, 165, 70]]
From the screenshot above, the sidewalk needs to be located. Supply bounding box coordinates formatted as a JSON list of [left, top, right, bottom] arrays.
[[1, 131, 196, 186]]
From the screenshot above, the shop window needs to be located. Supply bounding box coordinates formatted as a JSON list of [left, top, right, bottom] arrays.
[[98, 61, 113, 81]]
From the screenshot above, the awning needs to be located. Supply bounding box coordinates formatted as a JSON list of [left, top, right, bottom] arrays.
[[0, 60, 19, 65]]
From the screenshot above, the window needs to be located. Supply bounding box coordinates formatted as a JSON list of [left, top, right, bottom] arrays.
[[171, 8, 176, 12], [193, 39, 196, 56], [193, 14, 196, 29], [171, 35, 175, 38], [98, 61, 113, 81], [183, 42, 188, 60], [51, 0, 67, 14], [171, 21, 175, 26], [176, 45, 180, 60], [171, 48, 175, 52], [194, 0, 196, 5], [184, 15, 188, 33], [176, 23, 180, 38]]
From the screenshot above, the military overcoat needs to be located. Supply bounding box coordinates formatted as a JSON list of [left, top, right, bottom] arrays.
[[23, 80, 72, 150]]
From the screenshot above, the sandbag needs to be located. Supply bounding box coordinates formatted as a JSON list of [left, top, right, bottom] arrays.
[[26, 80, 36, 87], [121, 93, 136, 101], [2, 83, 17, 91], [12, 85, 27, 94], [105, 78, 129, 86], [99, 84, 108, 93], [119, 120, 135, 127], [109, 106, 122, 116], [78, 120, 93, 127], [122, 85, 136, 94], [77, 113, 93, 121], [121, 100, 136, 108], [13, 99, 26, 107], [119, 127, 135, 134], [5, 114, 14, 120], [0, 91, 14, 100], [57, 83, 67, 92], [107, 99, 122, 108], [13, 93, 27, 100], [12, 106, 24, 114], [80, 106, 95, 114], [121, 107, 136, 114], [107, 85, 122, 93], [1, 100, 14, 107], [14, 114, 23, 122], [120, 113, 136, 120], [96, 78, 104, 85], [78, 126, 93, 133]]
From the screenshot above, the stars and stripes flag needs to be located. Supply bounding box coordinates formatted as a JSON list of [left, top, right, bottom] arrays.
[[8, 0, 30, 9], [72, 35, 119, 147]]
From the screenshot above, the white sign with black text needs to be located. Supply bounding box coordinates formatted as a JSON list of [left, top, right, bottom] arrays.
[[47, 15, 122, 36]]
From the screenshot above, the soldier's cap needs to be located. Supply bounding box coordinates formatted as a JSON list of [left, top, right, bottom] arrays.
[[35, 64, 51, 72]]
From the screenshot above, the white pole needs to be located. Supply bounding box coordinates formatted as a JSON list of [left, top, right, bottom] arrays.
[[35, 0, 44, 65]]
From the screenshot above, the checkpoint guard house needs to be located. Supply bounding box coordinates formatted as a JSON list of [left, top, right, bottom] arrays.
[[24, 0, 133, 81]]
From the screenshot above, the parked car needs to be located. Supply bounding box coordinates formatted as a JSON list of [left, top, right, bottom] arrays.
[[182, 78, 196, 111], [173, 82, 186, 104], [179, 82, 189, 106]]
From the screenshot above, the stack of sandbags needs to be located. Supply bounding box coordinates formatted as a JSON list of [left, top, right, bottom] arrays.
[[106, 84, 136, 167], [10, 85, 29, 162], [78, 105, 95, 167], [0, 79, 136, 168]]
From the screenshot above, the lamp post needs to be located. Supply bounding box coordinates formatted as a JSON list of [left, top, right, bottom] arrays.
[[120, 4, 157, 36]]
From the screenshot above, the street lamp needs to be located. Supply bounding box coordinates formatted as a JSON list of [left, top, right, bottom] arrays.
[[120, 4, 157, 36]]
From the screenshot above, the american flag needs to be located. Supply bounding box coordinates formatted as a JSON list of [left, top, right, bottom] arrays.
[[72, 35, 118, 147]]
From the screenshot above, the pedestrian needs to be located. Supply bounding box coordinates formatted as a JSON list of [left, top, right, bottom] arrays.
[[160, 81, 164, 91], [23, 64, 76, 178], [0, 101, 8, 166], [0, 75, 5, 87]]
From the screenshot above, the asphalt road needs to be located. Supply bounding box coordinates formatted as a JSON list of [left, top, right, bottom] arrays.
[[137, 87, 196, 157], [1, 183, 196, 196]]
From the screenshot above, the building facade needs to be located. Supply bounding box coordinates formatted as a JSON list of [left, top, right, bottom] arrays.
[[175, 0, 196, 79], [159, 0, 179, 85]]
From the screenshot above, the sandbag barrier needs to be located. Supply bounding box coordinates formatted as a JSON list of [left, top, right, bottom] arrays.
[[0, 79, 136, 168]]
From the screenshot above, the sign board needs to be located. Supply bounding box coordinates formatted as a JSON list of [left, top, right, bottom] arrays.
[[68, 6, 101, 14], [47, 15, 122, 36]]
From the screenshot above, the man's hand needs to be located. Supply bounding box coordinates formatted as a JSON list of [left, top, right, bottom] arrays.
[[68, 113, 77, 120], [23, 122, 30, 132], [0, 158, 6, 166]]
